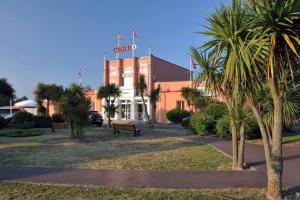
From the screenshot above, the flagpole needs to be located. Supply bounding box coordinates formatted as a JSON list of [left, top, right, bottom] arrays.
[[117, 33, 120, 59], [132, 30, 135, 57], [148, 46, 151, 56], [189, 55, 192, 87]]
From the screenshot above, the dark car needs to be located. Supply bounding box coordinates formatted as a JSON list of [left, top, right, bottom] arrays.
[[89, 111, 103, 127]]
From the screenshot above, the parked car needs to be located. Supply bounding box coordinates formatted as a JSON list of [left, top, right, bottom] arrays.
[[89, 111, 103, 127]]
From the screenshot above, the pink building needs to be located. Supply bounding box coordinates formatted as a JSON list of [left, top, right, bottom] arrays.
[[87, 54, 194, 123]]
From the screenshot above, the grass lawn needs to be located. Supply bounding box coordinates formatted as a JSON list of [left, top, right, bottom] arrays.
[[0, 182, 267, 200], [248, 131, 300, 145], [0, 126, 231, 171]]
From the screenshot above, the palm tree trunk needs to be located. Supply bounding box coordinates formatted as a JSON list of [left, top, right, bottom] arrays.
[[267, 79, 283, 200], [70, 120, 75, 139], [108, 96, 111, 128], [141, 95, 152, 128], [46, 99, 50, 116], [247, 97, 282, 199], [223, 97, 238, 170], [230, 119, 238, 170], [237, 123, 245, 170], [153, 106, 156, 124]]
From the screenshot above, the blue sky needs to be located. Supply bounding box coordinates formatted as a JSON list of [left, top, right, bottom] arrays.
[[0, 0, 230, 98]]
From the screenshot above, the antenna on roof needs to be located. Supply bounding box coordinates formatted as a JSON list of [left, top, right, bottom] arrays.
[[148, 46, 151, 56]]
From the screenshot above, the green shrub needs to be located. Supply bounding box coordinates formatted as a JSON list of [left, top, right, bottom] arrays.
[[34, 115, 52, 128], [190, 113, 215, 135], [0, 116, 7, 129], [215, 115, 261, 139], [166, 109, 190, 123], [204, 102, 227, 120], [0, 129, 44, 137], [216, 116, 231, 138], [52, 113, 65, 123], [245, 116, 261, 139], [12, 111, 35, 129]]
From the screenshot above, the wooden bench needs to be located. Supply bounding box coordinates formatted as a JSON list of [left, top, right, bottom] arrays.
[[113, 123, 141, 137]]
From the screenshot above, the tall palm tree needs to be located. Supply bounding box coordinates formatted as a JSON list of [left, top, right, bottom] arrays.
[[237, 1, 300, 199], [191, 0, 254, 170], [137, 75, 152, 128], [97, 83, 121, 128], [149, 84, 161, 124], [191, 49, 247, 170]]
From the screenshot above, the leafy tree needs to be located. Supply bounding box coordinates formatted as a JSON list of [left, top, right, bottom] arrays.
[[57, 83, 91, 139], [180, 87, 201, 112], [34, 83, 63, 116], [0, 78, 15, 106], [149, 85, 161, 124], [97, 83, 121, 128], [137, 75, 152, 128]]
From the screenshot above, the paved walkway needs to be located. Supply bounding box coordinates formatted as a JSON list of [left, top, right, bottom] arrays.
[[0, 134, 300, 189]]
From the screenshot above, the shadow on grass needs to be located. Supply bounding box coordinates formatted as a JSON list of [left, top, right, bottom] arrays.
[[0, 125, 216, 170]]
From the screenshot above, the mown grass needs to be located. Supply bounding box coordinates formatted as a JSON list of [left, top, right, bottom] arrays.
[[248, 131, 300, 145], [0, 127, 231, 171], [0, 182, 267, 200], [282, 132, 300, 144], [0, 129, 44, 137]]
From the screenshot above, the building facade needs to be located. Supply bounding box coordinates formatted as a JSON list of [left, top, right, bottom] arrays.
[[87, 54, 193, 123]]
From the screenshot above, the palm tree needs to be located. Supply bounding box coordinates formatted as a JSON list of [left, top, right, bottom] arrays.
[[137, 75, 152, 128], [97, 83, 121, 128], [149, 84, 161, 124], [0, 78, 15, 106], [57, 83, 91, 139], [191, 0, 253, 171], [34, 83, 63, 116], [180, 87, 200, 112], [191, 49, 247, 170], [237, 1, 300, 199], [200, 0, 300, 198]]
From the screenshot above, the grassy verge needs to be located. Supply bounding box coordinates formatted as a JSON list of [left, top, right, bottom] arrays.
[[0, 128, 231, 171], [0, 129, 44, 137], [0, 182, 266, 200], [248, 131, 300, 145]]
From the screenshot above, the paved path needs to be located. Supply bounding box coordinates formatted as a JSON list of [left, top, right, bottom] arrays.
[[0, 134, 299, 189]]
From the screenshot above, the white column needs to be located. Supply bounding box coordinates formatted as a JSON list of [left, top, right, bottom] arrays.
[[147, 97, 151, 121], [131, 99, 135, 120]]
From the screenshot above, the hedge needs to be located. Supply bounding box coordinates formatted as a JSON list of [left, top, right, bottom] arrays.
[[166, 109, 190, 123]]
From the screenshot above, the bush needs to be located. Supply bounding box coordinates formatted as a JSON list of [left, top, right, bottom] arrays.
[[34, 115, 52, 128], [52, 113, 65, 123], [204, 102, 227, 120], [190, 113, 215, 135], [215, 115, 261, 139], [12, 111, 35, 129], [245, 116, 261, 139], [166, 109, 190, 123], [0, 116, 7, 129], [216, 116, 231, 139]]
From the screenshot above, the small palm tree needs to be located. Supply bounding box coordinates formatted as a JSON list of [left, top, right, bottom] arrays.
[[57, 83, 91, 139], [97, 83, 121, 128], [180, 87, 200, 112], [150, 84, 161, 124], [137, 75, 152, 128]]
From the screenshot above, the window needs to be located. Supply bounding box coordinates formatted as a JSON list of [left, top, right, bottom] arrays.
[[176, 101, 184, 110]]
